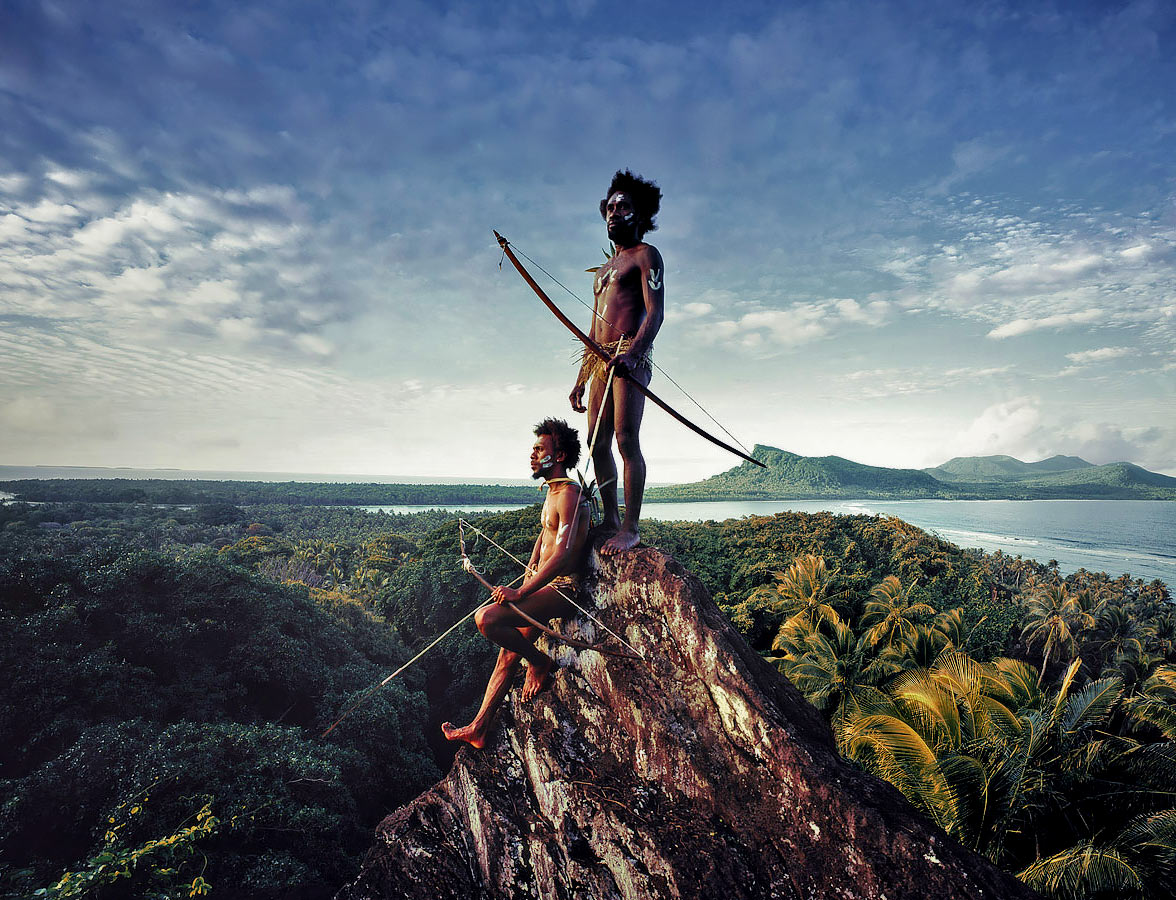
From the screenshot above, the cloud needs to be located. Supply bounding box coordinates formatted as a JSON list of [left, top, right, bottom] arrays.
[[987, 309, 1105, 339], [952, 397, 1046, 458], [1065, 346, 1131, 364], [928, 398, 1175, 474], [837, 364, 1013, 400], [691, 296, 892, 353], [881, 195, 1176, 359]]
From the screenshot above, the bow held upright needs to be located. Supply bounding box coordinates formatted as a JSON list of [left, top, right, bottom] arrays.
[[493, 231, 767, 469]]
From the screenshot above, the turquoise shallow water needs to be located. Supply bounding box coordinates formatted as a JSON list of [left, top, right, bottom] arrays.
[[363, 499, 1176, 589]]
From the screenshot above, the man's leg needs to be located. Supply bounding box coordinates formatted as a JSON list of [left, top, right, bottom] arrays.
[[601, 368, 650, 555], [441, 587, 575, 748], [441, 640, 528, 749], [587, 376, 620, 531]]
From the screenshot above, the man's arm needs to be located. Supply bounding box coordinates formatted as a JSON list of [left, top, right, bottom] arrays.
[[613, 245, 664, 368], [570, 288, 609, 413]]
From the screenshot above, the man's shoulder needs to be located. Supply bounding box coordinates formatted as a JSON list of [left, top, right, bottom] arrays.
[[624, 242, 662, 267]]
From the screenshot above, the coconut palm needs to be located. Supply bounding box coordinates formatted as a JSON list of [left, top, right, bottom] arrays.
[[757, 554, 850, 638], [776, 617, 898, 750], [861, 575, 935, 649], [1021, 584, 1092, 686], [1018, 809, 1176, 900], [841, 652, 1034, 855], [932, 608, 970, 649], [1093, 605, 1146, 676], [1123, 665, 1176, 740], [894, 624, 951, 670], [1144, 612, 1176, 661]]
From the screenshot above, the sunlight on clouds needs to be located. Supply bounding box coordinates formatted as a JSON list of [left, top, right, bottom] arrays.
[[888, 196, 1176, 358], [987, 309, 1105, 339], [692, 297, 891, 353], [950, 397, 1046, 458], [1066, 346, 1131, 364], [0, 174, 341, 358]]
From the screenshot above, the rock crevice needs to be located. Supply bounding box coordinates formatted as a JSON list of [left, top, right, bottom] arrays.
[[339, 545, 1038, 900]]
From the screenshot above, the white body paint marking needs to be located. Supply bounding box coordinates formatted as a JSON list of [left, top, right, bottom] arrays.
[[648, 268, 662, 291], [608, 192, 635, 223], [557, 522, 571, 545]]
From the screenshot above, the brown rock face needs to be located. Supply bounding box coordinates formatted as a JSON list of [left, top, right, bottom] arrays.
[[339, 546, 1038, 900]]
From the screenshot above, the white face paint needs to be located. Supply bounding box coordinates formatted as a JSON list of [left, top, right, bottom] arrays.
[[648, 267, 662, 291], [538, 454, 553, 468], [608, 193, 635, 223]]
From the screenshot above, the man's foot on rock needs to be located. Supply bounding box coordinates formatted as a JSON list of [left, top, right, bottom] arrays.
[[600, 528, 640, 556], [441, 720, 489, 750], [521, 656, 555, 701]]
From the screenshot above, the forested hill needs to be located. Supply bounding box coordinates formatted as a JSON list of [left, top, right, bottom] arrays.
[[925, 454, 1093, 482], [647, 446, 945, 499], [647, 446, 1176, 500]]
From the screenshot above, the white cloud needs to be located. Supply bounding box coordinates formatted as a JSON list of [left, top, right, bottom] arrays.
[[953, 397, 1045, 457], [1065, 346, 1131, 364], [987, 309, 1104, 339]]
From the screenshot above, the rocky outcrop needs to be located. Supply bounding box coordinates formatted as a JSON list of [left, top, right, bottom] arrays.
[[339, 544, 1038, 900]]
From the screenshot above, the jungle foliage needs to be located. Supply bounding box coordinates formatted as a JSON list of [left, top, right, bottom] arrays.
[[1, 496, 1172, 899]]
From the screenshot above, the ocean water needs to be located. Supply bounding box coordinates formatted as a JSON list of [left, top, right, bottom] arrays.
[[365, 499, 1176, 588], [3, 465, 1170, 588]]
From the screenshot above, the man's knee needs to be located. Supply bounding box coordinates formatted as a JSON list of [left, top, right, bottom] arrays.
[[475, 605, 498, 636], [615, 429, 642, 458]]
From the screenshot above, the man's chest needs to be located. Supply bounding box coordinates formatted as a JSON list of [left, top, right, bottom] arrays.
[[593, 256, 642, 298]]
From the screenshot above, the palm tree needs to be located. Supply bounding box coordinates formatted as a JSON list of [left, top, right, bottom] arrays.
[[756, 554, 850, 638], [895, 624, 950, 670], [933, 608, 971, 649], [841, 651, 1026, 856], [1093, 605, 1146, 677], [861, 575, 935, 649], [1123, 665, 1176, 740], [1144, 612, 1176, 662], [1021, 584, 1091, 686], [776, 616, 899, 750]]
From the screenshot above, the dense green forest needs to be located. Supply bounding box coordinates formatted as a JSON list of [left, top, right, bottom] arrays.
[[1, 497, 1173, 898], [0, 479, 541, 506], [6, 448, 1176, 508]]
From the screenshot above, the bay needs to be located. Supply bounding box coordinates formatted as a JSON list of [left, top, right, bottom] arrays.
[[361, 499, 1176, 588]]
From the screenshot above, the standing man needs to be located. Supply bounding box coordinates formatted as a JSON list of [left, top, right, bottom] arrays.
[[569, 170, 664, 555], [442, 418, 590, 749]]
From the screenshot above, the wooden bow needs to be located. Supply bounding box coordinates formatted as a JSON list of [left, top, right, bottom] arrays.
[[458, 523, 643, 661], [494, 230, 767, 469]]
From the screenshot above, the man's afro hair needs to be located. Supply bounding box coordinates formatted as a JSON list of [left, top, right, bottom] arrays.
[[600, 169, 662, 236]]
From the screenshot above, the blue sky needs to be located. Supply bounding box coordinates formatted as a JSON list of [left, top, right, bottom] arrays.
[[1, 0, 1173, 481]]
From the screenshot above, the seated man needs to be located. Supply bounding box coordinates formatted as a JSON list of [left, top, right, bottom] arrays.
[[442, 417, 590, 749]]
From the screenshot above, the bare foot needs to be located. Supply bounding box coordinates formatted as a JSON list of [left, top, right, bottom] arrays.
[[441, 720, 489, 750], [600, 527, 640, 556], [521, 656, 555, 701]]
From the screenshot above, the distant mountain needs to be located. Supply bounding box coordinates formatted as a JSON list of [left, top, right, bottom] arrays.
[[648, 446, 946, 500], [648, 447, 1176, 501], [925, 454, 1093, 483]]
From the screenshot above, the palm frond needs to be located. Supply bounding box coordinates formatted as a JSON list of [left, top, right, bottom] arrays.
[[1018, 843, 1143, 898]]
